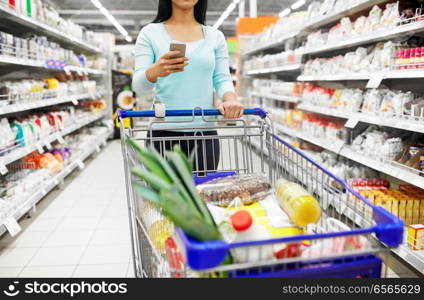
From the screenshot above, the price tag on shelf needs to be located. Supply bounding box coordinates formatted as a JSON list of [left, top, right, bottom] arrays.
[[36, 143, 44, 154], [0, 159, 8, 176], [40, 186, 47, 195], [4, 217, 22, 237], [44, 140, 53, 150], [76, 160, 85, 170], [345, 116, 360, 129], [56, 133, 65, 144], [366, 73, 384, 89], [72, 98, 79, 106]]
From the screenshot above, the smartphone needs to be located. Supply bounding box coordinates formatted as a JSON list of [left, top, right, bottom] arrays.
[[169, 43, 186, 59]]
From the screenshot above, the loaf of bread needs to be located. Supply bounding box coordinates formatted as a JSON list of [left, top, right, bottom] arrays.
[[197, 174, 271, 207]]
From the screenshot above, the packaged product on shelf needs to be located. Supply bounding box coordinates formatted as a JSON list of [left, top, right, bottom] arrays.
[[275, 179, 321, 227], [407, 224, 424, 250], [197, 174, 272, 207]]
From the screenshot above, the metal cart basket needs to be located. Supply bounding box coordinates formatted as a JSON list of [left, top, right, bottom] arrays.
[[119, 108, 404, 278]]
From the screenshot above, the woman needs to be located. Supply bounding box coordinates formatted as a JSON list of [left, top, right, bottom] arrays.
[[132, 0, 243, 173]]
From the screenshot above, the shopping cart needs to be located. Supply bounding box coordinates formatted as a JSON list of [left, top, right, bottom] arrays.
[[119, 108, 404, 278]]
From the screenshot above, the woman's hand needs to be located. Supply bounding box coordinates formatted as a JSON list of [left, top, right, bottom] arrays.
[[146, 51, 189, 83], [217, 94, 244, 119]]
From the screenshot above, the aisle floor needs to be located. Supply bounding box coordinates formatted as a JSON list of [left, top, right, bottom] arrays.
[[0, 141, 134, 278]]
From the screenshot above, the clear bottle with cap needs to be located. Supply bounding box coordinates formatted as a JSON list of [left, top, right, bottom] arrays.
[[230, 210, 274, 263], [275, 179, 321, 227]]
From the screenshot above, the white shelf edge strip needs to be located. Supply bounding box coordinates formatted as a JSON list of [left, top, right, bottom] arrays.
[[0, 5, 101, 54], [303, 20, 424, 55], [250, 93, 300, 103], [297, 103, 424, 134], [298, 70, 424, 82], [242, 0, 389, 56], [246, 64, 302, 75], [0, 55, 106, 75], [0, 128, 112, 236], [0, 92, 103, 116], [1, 113, 106, 168]]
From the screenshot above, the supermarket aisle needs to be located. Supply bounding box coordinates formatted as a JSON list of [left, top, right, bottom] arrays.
[[0, 141, 134, 278]]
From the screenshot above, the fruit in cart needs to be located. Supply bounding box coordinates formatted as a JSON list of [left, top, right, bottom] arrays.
[[275, 179, 321, 227], [128, 139, 222, 242]]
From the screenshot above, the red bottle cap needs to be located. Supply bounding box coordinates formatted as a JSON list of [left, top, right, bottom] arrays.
[[231, 210, 252, 232]]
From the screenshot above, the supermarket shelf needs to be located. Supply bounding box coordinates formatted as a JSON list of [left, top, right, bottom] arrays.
[[242, 0, 389, 57], [392, 245, 424, 275], [305, 0, 390, 31], [245, 64, 302, 75], [298, 103, 424, 134], [297, 103, 352, 119], [0, 127, 112, 237], [275, 122, 300, 138], [64, 66, 107, 76], [0, 113, 106, 174], [0, 55, 44, 68], [298, 133, 346, 154], [298, 70, 424, 82], [250, 92, 300, 103], [339, 147, 424, 189], [272, 121, 424, 189], [0, 5, 102, 55], [0, 92, 103, 116], [0, 55, 106, 76], [243, 31, 300, 56], [303, 20, 424, 56]]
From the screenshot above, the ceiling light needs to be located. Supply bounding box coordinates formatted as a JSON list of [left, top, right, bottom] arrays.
[[90, 0, 132, 43], [279, 8, 291, 17], [213, 0, 240, 29], [291, 0, 306, 10]]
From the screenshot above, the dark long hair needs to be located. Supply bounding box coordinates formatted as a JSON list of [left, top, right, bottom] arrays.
[[152, 0, 207, 25]]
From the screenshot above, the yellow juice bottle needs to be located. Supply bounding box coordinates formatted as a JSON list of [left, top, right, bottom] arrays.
[[275, 179, 321, 227]]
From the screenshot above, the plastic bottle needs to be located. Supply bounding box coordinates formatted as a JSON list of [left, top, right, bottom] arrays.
[[275, 179, 321, 227], [230, 210, 274, 263]]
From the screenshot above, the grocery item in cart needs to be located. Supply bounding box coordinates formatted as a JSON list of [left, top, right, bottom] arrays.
[[230, 210, 274, 263], [129, 141, 222, 242], [197, 174, 272, 207], [276, 179, 321, 227]]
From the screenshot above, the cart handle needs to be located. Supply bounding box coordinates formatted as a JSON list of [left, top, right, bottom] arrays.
[[118, 108, 267, 119]]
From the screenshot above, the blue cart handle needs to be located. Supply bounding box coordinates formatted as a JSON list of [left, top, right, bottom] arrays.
[[118, 108, 267, 119]]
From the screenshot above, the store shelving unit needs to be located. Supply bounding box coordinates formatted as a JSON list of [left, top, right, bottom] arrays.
[[0, 3, 114, 237], [0, 126, 113, 237], [245, 64, 302, 75], [298, 103, 424, 133], [0, 113, 107, 175], [0, 4, 101, 55], [242, 0, 390, 57], [241, 0, 424, 275], [303, 20, 424, 56], [0, 55, 107, 76], [250, 92, 300, 103], [0, 91, 103, 116], [298, 69, 424, 82], [304, 0, 390, 31]]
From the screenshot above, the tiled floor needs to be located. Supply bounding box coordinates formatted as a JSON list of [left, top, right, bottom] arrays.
[[0, 141, 134, 278]]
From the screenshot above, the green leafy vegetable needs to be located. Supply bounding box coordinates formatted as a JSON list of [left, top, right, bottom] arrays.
[[128, 139, 222, 242]]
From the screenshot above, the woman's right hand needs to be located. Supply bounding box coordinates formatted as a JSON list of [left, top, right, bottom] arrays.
[[146, 51, 189, 83]]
